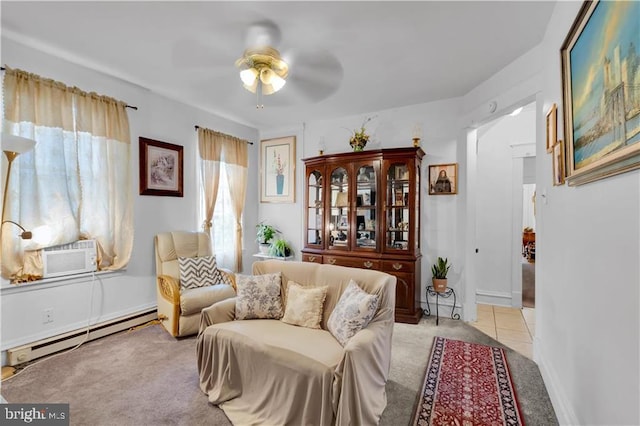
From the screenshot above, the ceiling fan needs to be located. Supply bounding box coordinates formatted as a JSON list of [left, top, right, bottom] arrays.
[[235, 21, 288, 100], [234, 20, 343, 109]]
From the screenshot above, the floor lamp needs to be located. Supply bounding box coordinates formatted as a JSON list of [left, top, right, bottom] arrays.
[[2, 133, 36, 240]]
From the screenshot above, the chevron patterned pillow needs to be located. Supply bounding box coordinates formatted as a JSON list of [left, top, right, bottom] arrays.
[[178, 255, 226, 290]]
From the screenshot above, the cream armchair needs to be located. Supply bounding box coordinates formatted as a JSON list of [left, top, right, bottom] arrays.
[[155, 231, 236, 337]]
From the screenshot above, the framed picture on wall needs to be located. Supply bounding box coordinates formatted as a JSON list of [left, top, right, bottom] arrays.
[[428, 163, 458, 195], [561, 0, 640, 185], [552, 140, 566, 186], [260, 136, 296, 203], [139, 137, 184, 197], [546, 103, 557, 153]]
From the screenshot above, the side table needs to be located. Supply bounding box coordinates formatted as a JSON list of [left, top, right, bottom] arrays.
[[424, 286, 460, 326], [252, 253, 294, 261]]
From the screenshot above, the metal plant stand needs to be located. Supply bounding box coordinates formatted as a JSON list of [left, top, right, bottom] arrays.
[[424, 286, 460, 326]]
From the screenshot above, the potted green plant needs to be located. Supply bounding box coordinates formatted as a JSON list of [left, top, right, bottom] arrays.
[[431, 257, 451, 293], [256, 222, 277, 254], [269, 238, 292, 258]]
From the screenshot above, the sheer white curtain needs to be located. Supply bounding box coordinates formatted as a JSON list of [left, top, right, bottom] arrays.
[[1, 67, 133, 280], [197, 127, 248, 272], [223, 140, 248, 271]]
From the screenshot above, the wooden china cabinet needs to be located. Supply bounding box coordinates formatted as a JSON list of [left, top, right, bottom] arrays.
[[302, 147, 424, 323]]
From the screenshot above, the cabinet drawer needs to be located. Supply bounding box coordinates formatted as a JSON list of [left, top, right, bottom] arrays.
[[324, 256, 380, 270], [382, 260, 415, 273], [302, 254, 323, 264]]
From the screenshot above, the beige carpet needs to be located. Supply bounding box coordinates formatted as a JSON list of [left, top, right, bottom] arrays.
[[1, 317, 556, 425]]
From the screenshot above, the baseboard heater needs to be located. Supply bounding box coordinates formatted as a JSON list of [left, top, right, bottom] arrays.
[[6, 309, 158, 366]]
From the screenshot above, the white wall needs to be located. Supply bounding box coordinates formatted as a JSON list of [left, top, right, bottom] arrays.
[[260, 98, 463, 311], [257, 125, 306, 259], [533, 3, 639, 424], [522, 184, 536, 231], [460, 2, 639, 424], [523, 157, 536, 184], [0, 38, 259, 358], [475, 108, 535, 305]]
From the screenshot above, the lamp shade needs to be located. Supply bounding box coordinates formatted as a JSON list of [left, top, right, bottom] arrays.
[[2, 133, 36, 154], [240, 68, 259, 86], [335, 192, 348, 207]]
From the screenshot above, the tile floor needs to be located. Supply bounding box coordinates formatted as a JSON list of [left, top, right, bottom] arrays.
[[470, 304, 535, 360]]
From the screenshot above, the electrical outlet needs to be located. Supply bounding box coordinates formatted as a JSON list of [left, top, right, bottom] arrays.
[[43, 308, 54, 324]]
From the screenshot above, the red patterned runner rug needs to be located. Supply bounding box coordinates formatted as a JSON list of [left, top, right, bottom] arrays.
[[412, 336, 524, 425]]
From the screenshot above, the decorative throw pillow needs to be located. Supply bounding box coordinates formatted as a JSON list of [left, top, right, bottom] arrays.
[[235, 273, 283, 320], [178, 255, 226, 290], [327, 279, 380, 346], [281, 281, 328, 329]]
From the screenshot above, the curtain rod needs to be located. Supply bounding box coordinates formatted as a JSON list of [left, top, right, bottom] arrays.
[[194, 125, 254, 145], [1, 66, 138, 110]]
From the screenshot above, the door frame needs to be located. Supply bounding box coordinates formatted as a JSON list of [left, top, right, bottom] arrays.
[[510, 144, 536, 307]]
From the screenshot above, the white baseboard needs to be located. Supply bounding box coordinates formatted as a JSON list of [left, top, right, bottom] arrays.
[[534, 336, 580, 425], [2, 305, 158, 366], [476, 289, 512, 306], [0, 302, 157, 352], [511, 290, 522, 308]]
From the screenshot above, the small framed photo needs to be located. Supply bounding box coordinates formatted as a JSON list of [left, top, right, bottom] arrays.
[[139, 137, 183, 197], [394, 190, 404, 206], [552, 140, 566, 186], [395, 165, 409, 180], [428, 163, 458, 195], [546, 103, 557, 153]]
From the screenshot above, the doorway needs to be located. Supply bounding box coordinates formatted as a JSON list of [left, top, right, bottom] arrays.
[[522, 180, 536, 308], [473, 101, 536, 309]]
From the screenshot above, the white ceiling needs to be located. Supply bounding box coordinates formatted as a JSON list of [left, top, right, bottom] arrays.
[[1, 1, 555, 130]]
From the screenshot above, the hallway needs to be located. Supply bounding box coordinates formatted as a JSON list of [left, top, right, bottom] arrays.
[[522, 259, 535, 308], [470, 304, 535, 360]]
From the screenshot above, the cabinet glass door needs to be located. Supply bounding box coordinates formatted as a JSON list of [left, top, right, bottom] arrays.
[[306, 170, 323, 247], [355, 163, 377, 250], [386, 162, 410, 251], [328, 166, 349, 250]]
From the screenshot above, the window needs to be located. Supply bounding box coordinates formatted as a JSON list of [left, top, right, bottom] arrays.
[[200, 163, 238, 270], [2, 67, 133, 281], [196, 127, 248, 272]]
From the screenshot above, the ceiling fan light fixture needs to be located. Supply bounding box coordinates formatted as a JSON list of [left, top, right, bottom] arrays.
[[259, 68, 286, 94], [268, 72, 286, 92], [240, 68, 259, 86], [235, 47, 288, 96]]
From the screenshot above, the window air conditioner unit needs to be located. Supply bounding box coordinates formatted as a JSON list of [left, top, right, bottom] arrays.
[[43, 240, 98, 278]]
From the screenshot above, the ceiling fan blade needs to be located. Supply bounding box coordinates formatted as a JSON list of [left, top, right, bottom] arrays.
[[268, 49, 343, 105], [171, 37, 239, 69], [244, 20, 282, 49]]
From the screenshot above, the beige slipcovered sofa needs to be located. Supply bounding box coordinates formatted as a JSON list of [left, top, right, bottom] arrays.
[[155, 231, 236, 337], [197, 260, 396, 425]]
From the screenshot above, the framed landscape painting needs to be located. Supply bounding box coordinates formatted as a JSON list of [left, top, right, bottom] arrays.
[[139, 137, 184, 197], [260, 136, 296, 203], [561, 0, 640, 185]]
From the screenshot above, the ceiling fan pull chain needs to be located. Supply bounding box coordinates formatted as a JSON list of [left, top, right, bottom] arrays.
[[256, 80, 264, 109]]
